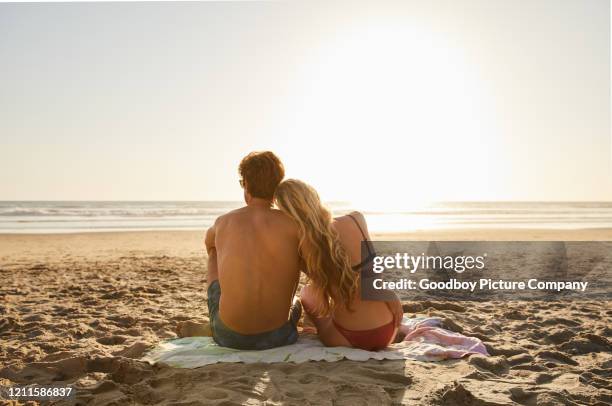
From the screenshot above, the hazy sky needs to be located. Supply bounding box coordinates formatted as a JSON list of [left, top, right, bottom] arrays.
[[1, 0, 610, 203]]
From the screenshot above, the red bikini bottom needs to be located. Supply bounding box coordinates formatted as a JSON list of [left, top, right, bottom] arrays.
[[332, 319, 396, 351]]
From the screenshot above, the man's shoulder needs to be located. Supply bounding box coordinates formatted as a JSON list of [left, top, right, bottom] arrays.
[[268, 207, 288, 217], [270, 210, 300, 237], [218, 207, 295, 228], [269, 208, 296, 222], [219, 207, 248, 219], [211, 208, 244, 228]]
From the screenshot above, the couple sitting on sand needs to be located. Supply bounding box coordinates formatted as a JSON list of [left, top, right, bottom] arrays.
[[194, 151, 402, 351]]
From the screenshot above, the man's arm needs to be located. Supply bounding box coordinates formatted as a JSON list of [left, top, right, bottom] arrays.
[[205, 222, 219, 285]]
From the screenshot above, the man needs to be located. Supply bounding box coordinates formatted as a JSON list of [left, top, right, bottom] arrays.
[[204, 151, 302, 350]]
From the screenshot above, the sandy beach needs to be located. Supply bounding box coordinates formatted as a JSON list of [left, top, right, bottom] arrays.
[[1, 229, 611, 405]]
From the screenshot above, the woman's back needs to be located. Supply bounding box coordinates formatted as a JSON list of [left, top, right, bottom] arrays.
[[331, 212, 393, 330]]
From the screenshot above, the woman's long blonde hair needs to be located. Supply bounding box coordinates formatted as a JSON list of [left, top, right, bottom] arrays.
[[274, 179, 359, 315]]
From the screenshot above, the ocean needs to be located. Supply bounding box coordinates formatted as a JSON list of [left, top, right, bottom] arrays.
[[1, 201, 611, 234]]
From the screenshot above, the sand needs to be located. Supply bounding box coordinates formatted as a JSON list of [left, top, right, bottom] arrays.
[[0, 229, 611, 405]]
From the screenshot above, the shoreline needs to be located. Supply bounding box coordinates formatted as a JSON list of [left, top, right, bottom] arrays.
[[2, 226, 610, 236], [1, 227, 610, 263]]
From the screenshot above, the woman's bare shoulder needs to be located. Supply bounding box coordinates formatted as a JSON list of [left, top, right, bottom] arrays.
[[334, 210, 363, 220], [349, 210, 365, 221], [334, 211, 368, 233]]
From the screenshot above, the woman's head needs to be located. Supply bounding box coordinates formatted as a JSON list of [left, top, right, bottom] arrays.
[[274, 179, 358, 315]]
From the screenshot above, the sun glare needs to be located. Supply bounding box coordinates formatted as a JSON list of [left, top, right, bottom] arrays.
[[282, 20, 496, 208]]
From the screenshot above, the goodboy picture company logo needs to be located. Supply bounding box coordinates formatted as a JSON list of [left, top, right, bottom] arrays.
[[360, 241, 611, 301]]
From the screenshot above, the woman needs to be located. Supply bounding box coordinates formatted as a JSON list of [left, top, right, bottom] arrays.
[[274, 179, 403, 351]]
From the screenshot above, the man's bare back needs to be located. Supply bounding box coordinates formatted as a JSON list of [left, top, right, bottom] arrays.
[[206, 201, 300, 334]]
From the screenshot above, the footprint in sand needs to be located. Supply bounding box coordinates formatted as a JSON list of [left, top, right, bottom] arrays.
[[2, 355, 88, 383], [546, 328, 575, 344], [89, 380, 119, 394], [429, 382, 477, 405], [96, 335, 128, 345], [468, 355, 509, 375], [579, 372, 612, 390], [112, 341, 150, 358], [427, 301, 467, 313], [509, 387, 538, 404], [506, 353, 533, 366], [535, 350, 579, 366], [503, 309, 529, 320], [202, 388, 231, 400], [534, 372, 555, 384], [353, 366, 413, 385], [541, 317, 580, 327], [283, 389, 306, 400], [559, 334, 611, 355], [109, 358, 153, 385], [107, 314, 137, 327], [298, 373, 327, 385], [487, 344, 525, 357]]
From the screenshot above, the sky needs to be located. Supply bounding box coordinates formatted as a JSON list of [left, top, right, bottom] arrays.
[[0, 0, 610, 204]]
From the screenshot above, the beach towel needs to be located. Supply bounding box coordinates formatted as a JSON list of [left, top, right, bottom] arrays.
[[142, 317, 488, 367]]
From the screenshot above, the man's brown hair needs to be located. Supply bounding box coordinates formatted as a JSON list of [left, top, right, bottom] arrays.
[[238, 151, 285, 199]]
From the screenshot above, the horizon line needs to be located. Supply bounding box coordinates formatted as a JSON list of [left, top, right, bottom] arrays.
[[1, 200, 612, 204]]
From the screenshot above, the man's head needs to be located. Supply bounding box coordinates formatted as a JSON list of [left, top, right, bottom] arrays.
[[238, 151, 285, 202]]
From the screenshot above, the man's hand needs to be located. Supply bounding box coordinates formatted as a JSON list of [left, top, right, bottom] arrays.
[[385, 298, 404, 328]]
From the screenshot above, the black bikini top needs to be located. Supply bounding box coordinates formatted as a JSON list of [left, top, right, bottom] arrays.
[[347, 213, 377, 271]]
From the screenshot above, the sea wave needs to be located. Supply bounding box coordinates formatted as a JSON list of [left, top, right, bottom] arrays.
[[0, 201, 611, 233], [0, 206, 237, 217]]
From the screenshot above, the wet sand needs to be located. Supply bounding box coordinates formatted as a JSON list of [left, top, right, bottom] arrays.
[[0, 229, 611, 405]]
